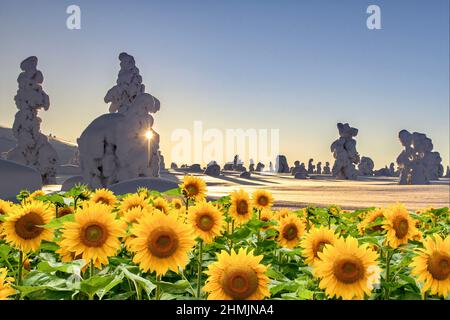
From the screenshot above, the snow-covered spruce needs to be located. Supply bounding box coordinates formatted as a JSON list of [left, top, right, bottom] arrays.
[[6, 56, 58, 184], [77, 53, 161, 188]]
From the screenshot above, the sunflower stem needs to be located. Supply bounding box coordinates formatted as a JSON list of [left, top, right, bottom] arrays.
[[256, 209, 262, 253], [384, 249, 394, 300], [17, 251, 23, 286], [89, 260, 94, 279], [156, 275, 162, 300], [196, 240, 204, 299]]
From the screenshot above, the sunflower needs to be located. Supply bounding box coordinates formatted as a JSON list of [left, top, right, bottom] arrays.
[[57, 206, 74, 218], [274, 208, 292, 221], [179, 175, 207, 202], [277, 214, 305, 249], [152, 197, 170, 215], [301, 226, 338, 266], [128, 211, 195, 275], [252, 190, 274, 210], [383, 203, 418, 248], [315, 237, 381, 300], [2, 201, 54, 252], [0, 200, 13, 216], [136, 187, 151, 199], [171, 198, 184, 211], [123, 207, 151, 224], [0, 268, 15, 300], [118, 194, 149, 215], [204, 248, 270, 300], [90, 188, 117, 206], [187, 202, 224, 244], [28, 190, 46, 201], [357, 208, 385, 235], [259, 209, 273, 230], [229, 189, 253, 224], [410, 234, 450, 297], [59, 203, 125, 268]]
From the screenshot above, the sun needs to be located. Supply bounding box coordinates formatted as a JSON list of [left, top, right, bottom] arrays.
[[229, 189, 253, 224], [90, 188, 117, 206], [314, 237, 381, 300], [204, 248, 270, 300], [187, 201, 224, 244], [179, 175, 207, 202], [410, 234, 450, 297], [383, 203, 418, 248], [277, 214, 305, 249], [145, 130, 154, 140], [301, 226, 338, 266], [252, 190, 274, 210], [59, 203, 125, 268], [2, 201, 54, 252], [128, 211, 195, 276]]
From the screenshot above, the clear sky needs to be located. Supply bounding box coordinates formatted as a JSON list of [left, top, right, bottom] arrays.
[[0, 0, 448, 168]]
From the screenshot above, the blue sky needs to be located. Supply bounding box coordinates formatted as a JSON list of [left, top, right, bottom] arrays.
[[0, 0, 448, 167]]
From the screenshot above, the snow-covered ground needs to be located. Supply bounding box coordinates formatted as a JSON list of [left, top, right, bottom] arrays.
[[44, 169, 450, 211]]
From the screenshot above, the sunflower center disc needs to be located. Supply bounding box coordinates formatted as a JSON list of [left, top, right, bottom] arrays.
[[148, 227, 179, 258], [314, 241, 330, 258], [155, 205, 166, 213], [428, 251, 450, 280], [58, 207, 72, 218], [222, 267, 259, 300], [282, 223, 298, 241], [197, 214, 214, 231], [186, 185, 198, 197], [333, 257, 364, 284], [14, 212, 44, 240], [82, 224, 107, 247], [236, 200, 249, 215], [258, 196, 268, 206], [96, 197, 109, 205], [393, 217, 409, 238]]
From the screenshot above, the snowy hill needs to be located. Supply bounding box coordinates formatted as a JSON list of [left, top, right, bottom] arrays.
[[0, 126, 77, 165]]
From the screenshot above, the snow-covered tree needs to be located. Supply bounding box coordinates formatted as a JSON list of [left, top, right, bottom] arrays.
[[78, 53, 161, 188], [7, 56, 58, 184]]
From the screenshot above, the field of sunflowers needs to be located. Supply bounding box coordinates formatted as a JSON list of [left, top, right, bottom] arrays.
[[0, 175, 448, 301]]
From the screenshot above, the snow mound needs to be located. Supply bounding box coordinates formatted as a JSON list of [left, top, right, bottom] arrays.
[[61, 175, 84, 191], [108, 177, 178, 195], [0, 159, 42, 201], [57, 164, 81, 175]]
